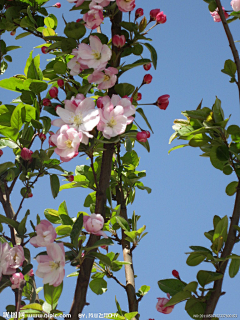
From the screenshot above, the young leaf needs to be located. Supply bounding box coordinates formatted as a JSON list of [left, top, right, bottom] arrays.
[[50, 174, 60, 199]]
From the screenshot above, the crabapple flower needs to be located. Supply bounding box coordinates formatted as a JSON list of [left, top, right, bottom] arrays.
[[156, 12, 167, 24], [150, 9, 160, 21], [210, 7, 229, 22], [21, 148, 33, 161], [135, 8, 144, 19], [112, 35, 126, 48], [67, 56, 88, 76], [10, 273, 24, 289], [43, 98, 51, 106], [231, 0, 240, 11], [28, 269, 34, 277], [6, 245, 25, 274], [36, 243, 65, 287], [0, 243, 12, 280], [30, 220, 57, 248], [143, 74, 152, 84], [143, 63, 151, 71], [52, 96, 100, 145], [83, 2, 104, 30], [156, 293, 174, 314], [156, 94, 170, 110], [83, 214, 108, 238], [116, 0, 135, 12], [88, 67, 118, 90], [50, 125, 82, 162], [75, 36, 112, 70], [136, 131, 148, 142], [172, 270, 179, 278], [49, 87, 58, 98], [53, 2, 61, 8]]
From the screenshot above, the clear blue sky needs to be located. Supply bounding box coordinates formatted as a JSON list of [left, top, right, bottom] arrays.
[[1, 0, 240, 319]]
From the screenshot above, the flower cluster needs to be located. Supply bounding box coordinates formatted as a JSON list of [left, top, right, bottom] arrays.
[[30, 220, 65, 287]]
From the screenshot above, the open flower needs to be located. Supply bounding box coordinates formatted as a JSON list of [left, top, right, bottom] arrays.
[[116, 0, 135, 12], [52, 96, 100, 145], [75, 35, 112, 70], [210, 7, 229, 22], [231, 0, 240, 11], [83, 2, 104, 29], [50, 125, 83, 162], [36, 243, 65, 287], [156, 293, 174, 314], [30, 220, 57, 248], [83, 214, 108, 238], [88, 67, 118, 90]]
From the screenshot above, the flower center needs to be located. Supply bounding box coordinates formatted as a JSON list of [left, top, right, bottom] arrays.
[[65, 140, 72, 148], [103, 74, 110, 81], [49, 261, 60, 270], [108, 117, 117, 128], [73, 114, 83, 126], [93, 51, 101, 60]]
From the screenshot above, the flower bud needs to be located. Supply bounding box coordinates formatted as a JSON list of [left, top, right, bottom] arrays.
[[42, 98, 51, 106], [0, 150, 3, 157], [156, 94, 170, 110], [143, 74, 152, 84], [41, 46, 48, 54], [136, 131, 148, 142], [156, 12, 167, 24], [150, 9, 160, 21], [57, 79, 64, 88], [135, 8, 144, 19], [112, 35, 126, 48], [53, 2, 61, 8], [10, 30, 16, 36], [143, 63, 151, 71], [172, 270, 179, 278], [145, 131, 150, 138], [27, 192, 33, 198], [49, 87, 58, 98], [137, 92, 142, 101], [67, 175, 74, 182], [21, 148, 33, 161], [139, 16, 147, 32], [38, 132, 46, 142]]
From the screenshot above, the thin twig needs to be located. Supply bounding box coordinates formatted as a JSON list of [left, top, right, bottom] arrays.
[[107, 271, 126, 289]]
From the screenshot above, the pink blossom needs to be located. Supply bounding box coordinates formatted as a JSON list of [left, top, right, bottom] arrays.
[[67, 56, 88, 76], [156, 294, 174, 314], [83, 214, 108, 238], [112, 35, 126, 48], [53, 2, 61, 8], [231, 0, 240, 11], [6, 245, 25, 274], [136, 131, 148, 142], [83, 2, 104, 30], [52, 95, 100, 145], [50, 125, 82, 162], [75, 35, 112, 70], [135, 8, 144, 19], [88, 67, 118, 90], [36, 243, 65, 287], [10, 272, 24, 289], [30, 220, 57, 248], [27, 269, 34, 277], [116, 0, 135, 12], [21, 148, 33, 161], [150, 9, 160, 21], [210, 7, 229, 22], [156, 12, 167, 24], [0, 243, 11, 280]]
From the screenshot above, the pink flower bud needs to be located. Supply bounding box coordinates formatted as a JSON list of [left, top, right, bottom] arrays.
[[135, 8, 144, 19], [21, 148, 33, 161], [172, 270, 179, 278], [143, 63, 151, 71], [156, 294, 174, 314], [156, 11, 167, 24], [41, 46, 48, 54], [27, 269, 34, 277], [10, 30, 16, 36], [10, 272, 24, 290], [210, 7, 229, 22], [231, 0, 240, 12], [137, 93, 142, 101], [42, 98, 51, 106], [83, 213, 108, 238], [0, 150, 3, 157], [112, 34, 126, 48], [150, 9, 160, 21], [136, 131, 148, 142], [38, 132, 46, 142], [49, 87, 58, 98], [156, 94, 170, 110], [67, 175, 74, 182], [57, 79, 64, 88], [53, 2, 61, 8], [143, 74, 152, 84]]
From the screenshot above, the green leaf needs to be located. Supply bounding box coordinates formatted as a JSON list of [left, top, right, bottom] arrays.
[[212, 97, 224, 123], [84, 192, 96, 207], [55, 225, 72, 236], [0, 162, 14, 175], [114, 83, 135, 98], [70, 213, 83, 247], [21, 303, 43, 311], [143, 43, 158, 69], [208, 0, 217, 12], [136, 108, 153, 133], [120, 58, 151, 74], [42, 27, 55, 37], [29, 81, 48, 94], [185, 298, 206, 319], [120, 21, 137, 32], [138, 285, 150, 296], [229, 258, 240, 278], [15, 32, 31, 40], [89, 252, 112, 267], [89, 278, 107, 295], [44, 208, 61, 224], [44, 283, 63, 309], [44, 17, 55, 28], [197, 270, 223, 287], [164, 290, 191, 307], [189, 133, 211, 147], [168, 144, 188, 154], [50, 174, 60, 199], [213, 215, 228, 242], [64, 22, 86, 39], [53, 61, 67, 74], [226, 181, 238, 196], [115, 216, 130, 232], [22, 263, 33, 275], [221, 59, 237, 77], [183, 281, 198, 293], [85, 238, 113, 251], [210, 145, 227, 170], [0, 213, 19, 230], [158, 279, 186, 296], [124, 312, 139, 320], [186, 253, 205, 266]]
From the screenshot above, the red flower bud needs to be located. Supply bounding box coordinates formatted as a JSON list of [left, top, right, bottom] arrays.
[[156, 12, 167, 24], [143, 63, 151, 71], [27, 192, 33, 198], [42, 98, 51, 106], [76, 19, 82, 23], [57, 79, 64, 88], [49, 87, 58, 98], [41, 46, 48, 54], [10, 30, 16, 36], [67, 175, 74, 182], [38, 132, 46, 142], [135, 8, 144, 19], [136, 131, 148, 142], [150, 9, 160, 21], [53, 2, 61, 8], [145, 131, 150, 138], [112, 35, 126, 48], [21, 148, 33, 161], [137, 92, 142, 101], [156, 94, 170, 110], [172, 270, 179, 278], [143, 74, 152, 84], [0, 150, 3, 157]]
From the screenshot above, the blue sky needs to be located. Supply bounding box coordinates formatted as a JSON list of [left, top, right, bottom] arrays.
[[0, 0, 240, 319]]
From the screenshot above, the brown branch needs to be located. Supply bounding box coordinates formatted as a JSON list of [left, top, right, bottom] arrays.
[[204, 183, 240, 314], [216, 0, 240, 102], [107, 270, 126, 289]]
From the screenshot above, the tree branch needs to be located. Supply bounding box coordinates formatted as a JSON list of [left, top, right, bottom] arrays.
[[215, 0, 240, 102], [204, 182, 240, 314]]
